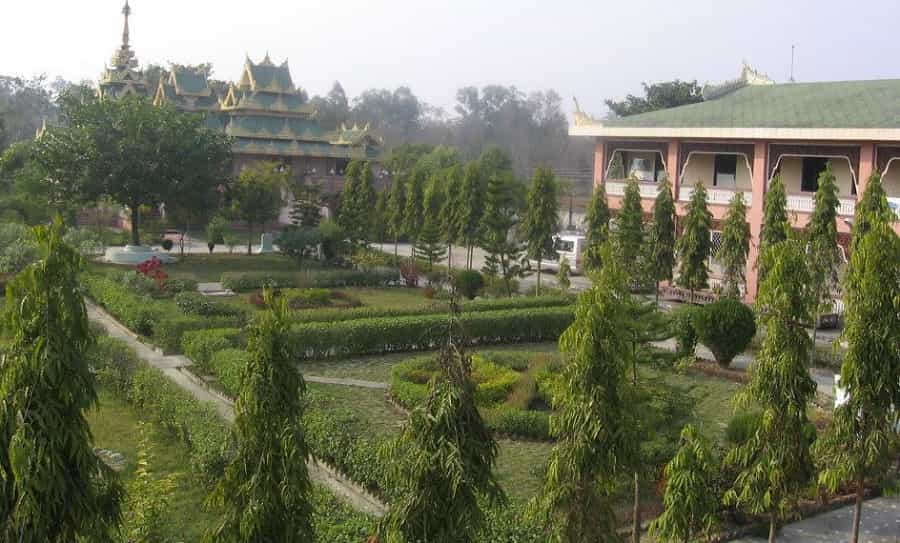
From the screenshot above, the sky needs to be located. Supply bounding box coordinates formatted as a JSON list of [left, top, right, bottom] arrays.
[[3, 0, 899, 118]]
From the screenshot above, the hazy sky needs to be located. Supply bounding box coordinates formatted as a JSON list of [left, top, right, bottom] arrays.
[[3, 0, 899, 117]]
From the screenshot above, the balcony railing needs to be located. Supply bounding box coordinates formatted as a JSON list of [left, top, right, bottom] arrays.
[[678, 186, 752, 206], [888, 197, 900, 219], [838, 198, 856, 217], [604, 180, 662, 199], [788, 195, 857, 216]]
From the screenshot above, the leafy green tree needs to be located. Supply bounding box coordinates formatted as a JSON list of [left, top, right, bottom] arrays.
[[276, 227, 321, 269], [120, 423, 176, 543], [760, 174, 789, 251], [605, 80, 703, 117], [289, 181, 322, 228], [374, 188, 389, 245], [33, 93, 231, 245], [204, 292, 314, 542], [528, 245, 636, 543], [805, 162, 841, 345], [230, 161, 286, 255], [378, 314, 504, 543], [717, 192, 751, 298], [338, 161, 377, 251], [417, 175, 447, 271], [0, 141, 57, 223], [725, 240, 817, 543], [816, 218, 900, 543], [675, 183, 712, 303], [648, 180, 676, 302], [403, 167, 427, 257], [457, 162, 486, 269], [583, 183, 610, 271], [480, 173, 525, 297], [649, 425, 719, 543], [439, 164, 464, 268], [0, 219, 123, 542], [523, 167, 560, 296], [850, 172, 894, 252], [386, 175, 406, 261], [616, 178, 645, 278]]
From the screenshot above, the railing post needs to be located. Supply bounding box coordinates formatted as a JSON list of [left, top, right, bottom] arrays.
[[594, 139, 606, 188], [857, 143, 875, 197], [667, 141, 680, 199], [745, 141, 768, 303]]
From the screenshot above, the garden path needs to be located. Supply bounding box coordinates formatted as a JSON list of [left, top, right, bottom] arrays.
[[85, 300, 388, 517], [304, 375, 389, 389]]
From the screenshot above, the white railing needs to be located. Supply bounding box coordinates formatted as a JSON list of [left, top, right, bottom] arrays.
[[604, 181, 661, 199], [838, 198, 856, 217], [888, 197, 900, 220], [678, 186, 751, 206], [786, 194, 815, 213], [639, 183, 662, 199], [605, 181, 627, 197]]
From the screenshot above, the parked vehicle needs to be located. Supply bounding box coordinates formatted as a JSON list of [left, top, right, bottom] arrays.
[[529, 232, 587, 275]]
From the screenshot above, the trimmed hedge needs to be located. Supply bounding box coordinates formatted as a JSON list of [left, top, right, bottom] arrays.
[[288, 306, 574, 360], [210, 348, 249, 398], [221, 269, 398, 292], [181, 328, 242, 372], [484, 407, 550, 440], [174, 291, 246, 318], [82, 273, 167, 336], [694, 298, 756, 367], [153, 315, 245, 354]]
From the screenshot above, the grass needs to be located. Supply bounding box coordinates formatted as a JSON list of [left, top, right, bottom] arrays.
[[307, 382, 406, 438], [88, 253, 302, 282], [87, 388, 217, 541], [495, 440, 552, 503]]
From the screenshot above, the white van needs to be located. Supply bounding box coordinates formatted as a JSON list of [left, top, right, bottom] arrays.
[[530, 233, 587, 275]]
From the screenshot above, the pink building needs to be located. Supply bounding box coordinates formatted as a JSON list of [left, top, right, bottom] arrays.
[[571, 66, 900, 302]]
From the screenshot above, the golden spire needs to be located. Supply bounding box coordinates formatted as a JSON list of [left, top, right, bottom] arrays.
[[122, 1, 131, 48]]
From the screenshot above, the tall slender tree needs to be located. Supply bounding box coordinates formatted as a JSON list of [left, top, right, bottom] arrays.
[[850, 172, 893, 251], [417, 174, 447, 271], [403, 166, 427, 260], [805, 161, 841, 345], [816, 209, 900, 543], [339, 161, 377, 251], [204, 292, 314, 543], [725, 239, 817, 543], [386, 174, 406, 262], [480, 173, 525, 297], [648, 180, 676, 302], [457, 162, 485, 270], [374, 188, 389, 248], [583, 183, 610, 272], [0, 219, 123, 542], [675, 182, 712, 303], [523, 167, 560, 296], [758, 174, 790, 281], [616, 177, 645, 277], [528, 245, 636, 542], [439, 164, 464, 270], [717, 192, 751, 298]]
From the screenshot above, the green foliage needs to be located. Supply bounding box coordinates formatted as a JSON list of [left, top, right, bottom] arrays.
[[173, 291, 245, 318], [806, 162, 842, 321], [583, 184, 610, 271], [718, 192, 751, 298], [439, 164, 465, 247], [287, 306, 575, 360], [675, 182, 712, 295], [0, 221, 38, 273], [275, 226, 322, 269], [205, 294, 314, 542], [605, 80, 703, 117], [480, 171, 526, 296], [725, 240, 817, 533], [528, 246, 636, 543], [760, 175, 789, 250], [338, 161, 377, 248], [289, 181, 322, 228], [453, 269, 485, 299], [850, 172, 895, 252], [557, 256, 571, 291], [724, 411, 762, 446], [648, 180, 676, 289], [209, 348, 249, 398], [152, 314, 245, 354], [457, 162, 486, 256], [386, 175, 406, 243], [180, 328, 242, 372], [649, 425, 719, 543], [523, 167, 560, 294], [161, 277, 198, 296], [220, 269, 396, 291], [119, 423, 177, 543], [0, 220, 123, 542], [669, 306, 698, 358], [616, 177, 645, 273], [230, 161, 287, 253], [693, 298, 756, 368], [416, 174, 447, 270]]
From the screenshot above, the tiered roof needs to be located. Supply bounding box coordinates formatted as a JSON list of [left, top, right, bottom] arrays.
[[99, 1, 148, 99]]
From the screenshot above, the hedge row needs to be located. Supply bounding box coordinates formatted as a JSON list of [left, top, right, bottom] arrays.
[[210, 348, 249, 398], [181, 328, 243, 373], [289, 294, 573, 325], [89, 335, 231, 481], [174, 291, 247, 318], [221, 269, 398, 292], [288, 306, 575, 360], [154, 315, 245, 354]]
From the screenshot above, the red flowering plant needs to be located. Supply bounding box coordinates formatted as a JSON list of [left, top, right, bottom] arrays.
[[136, 257, 168, 290]]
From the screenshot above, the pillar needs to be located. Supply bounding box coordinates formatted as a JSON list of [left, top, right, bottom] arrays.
[[667, 141, 680, 198], [744, 141, 768, 303], [593, 139, 606, 188], [857, 143, 875, 197]]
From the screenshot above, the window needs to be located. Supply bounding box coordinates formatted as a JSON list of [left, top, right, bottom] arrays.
[[801, 157, 828, 192], [714, 155, 738, 187], [554, 238, 575, 252], [628, 156, 655, 182]]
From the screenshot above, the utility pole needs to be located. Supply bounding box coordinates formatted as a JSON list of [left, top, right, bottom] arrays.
[[790, 45, 796, 83]]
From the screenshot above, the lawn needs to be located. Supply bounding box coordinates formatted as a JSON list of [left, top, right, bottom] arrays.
[[88, 253, 302, 283], [495, 439, 552, 503]]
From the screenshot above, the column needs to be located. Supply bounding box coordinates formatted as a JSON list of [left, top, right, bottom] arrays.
[[857, 143, 875, 197], [744, 141, 768, 303], [667, 141, 680, 198], [593, 139, 606, 188]]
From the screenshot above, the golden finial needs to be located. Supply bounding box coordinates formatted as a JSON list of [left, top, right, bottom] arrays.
[[121, 1, 132, 47]]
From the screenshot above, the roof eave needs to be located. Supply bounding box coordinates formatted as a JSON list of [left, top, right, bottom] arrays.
[[569, 125, 900, 142]]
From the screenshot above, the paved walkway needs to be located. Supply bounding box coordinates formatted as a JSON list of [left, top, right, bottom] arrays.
[[86, 300, 387, 517], [304, 375, 389, 389], [732, 497, 899, 543]]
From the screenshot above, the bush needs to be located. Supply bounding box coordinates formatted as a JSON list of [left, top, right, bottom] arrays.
[[209, 348, 249, 398], [161, 239, 174, 251], [287, 288, 332, 309], [399, 262, 420, 287], [452, 269, 484, 300], [483, 277, 519, 298], [174, 291, 245, 318], [288, 306, 574, 360], [485, 408, 550, 440], [220, 269, 396, 292], [162, 278, 198, 296], [153, 314, 245, 354], [471, 356, 521, 405], [693, 298, 756, 367], [0, 222, 37, 273], [725, 411, 761, 445], [181, 328, 242, 372], [82, 273, 164, 336], [670, 306, 698, 358]]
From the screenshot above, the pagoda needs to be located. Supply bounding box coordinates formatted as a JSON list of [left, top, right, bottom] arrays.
[[99, 1, 148, 99]]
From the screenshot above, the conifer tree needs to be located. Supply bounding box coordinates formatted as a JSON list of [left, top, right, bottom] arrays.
[[387, 175, 406, 262], [403, 167, 427, 259], [523, 167, 560, 296], [457, 162, 485, 270], [440, 165, 464, 269], [758, 174, 789, 281], [583, 183, 610, 272], [378, 305, 504, 543], [616, 177, 645, 277], [528, 245, 636, 543], [816, 212, 900, 543], [649, 425, 719, 543], [204, 292, 314, 543], [0, 219, 123, 542], [805, 162, 841, 343], [480, 173, 525, 297], [648, 179, 676, 302], [675, 182, 712, 303], [725, 240, 817, 543], [417, 175, 447, 271], [290, 181, 322, 228], [338, 161, 362, 247], [850, 172, 893, 251], [717, 192, 751, 298], [374, 188, 389, 247], [357, 161, 377, 245]]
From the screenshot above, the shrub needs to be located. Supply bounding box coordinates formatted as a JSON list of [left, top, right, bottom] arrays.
[[209, 348, 249, 398], [153, 315, 245, 354], [693, 298, 756, 367], [62, 227, 105, 256], [287, 288, 332, 309], [82, 273, 164, 336], [483, 277, 519, 298], [119, 271, 161, 297], [452, 269, 484, 300], [220, 269, 396, 292], [162, 278, 198, 296], [471, 356, 521, 405], [0, 222, 38, 273], [181, 328, 242, 372], [173, 291, 244, 318], [670, 306, 698, 358], [725, 411, 761, 445], [161, 239, 174, 251], [485, 408, 550, 440]]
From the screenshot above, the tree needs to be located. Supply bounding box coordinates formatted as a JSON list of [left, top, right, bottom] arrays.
[[204, 292, 314, 542], [403, 166, 427, 258], [523, 167, 560, 296], [760, 174, 789, 249], [374, 188, 389, 246], [528, 245, 636, 542], [805, 162, 841, 344], [480, 173, 525, 297], [616, 178, 645, 280], [230, 161, 286, 255], [0, 219, 123, 542], [276, 227, 321, 270], [439, 164, 464, 269], [378, 309, 504, 543], [583, 183, 610, 272], [34, 92, 231, 245], [725, 240, 817, 543], [558, 256, 571, 291], [120, 423, 176, 543], [605, 80, 703, 117], [648, 425, 719, 543], [675, 183, 712, 302], [386, 175, 406, 261], [816, 219, 900, 543], [417, 174, 447, 271], [289, 180, 322, 228], [457, 162, 486, 269], [850, 172, 893, 252], [717, 192, 751, 298], [648, 180, 676, 302], [338, 161, 377, 251]]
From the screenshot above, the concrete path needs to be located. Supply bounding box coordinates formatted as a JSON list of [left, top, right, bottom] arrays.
[[305, 375, 389, 389], [86, 300, 387, 517], [732, 496, 899, 543]]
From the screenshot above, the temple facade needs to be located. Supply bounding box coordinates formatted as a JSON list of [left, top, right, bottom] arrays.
[[100, 2, 382, 204], [572, 64, 900, 302]]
